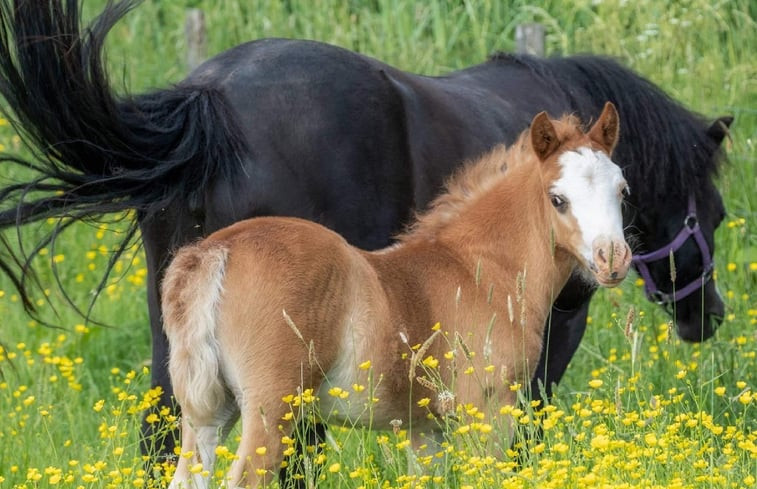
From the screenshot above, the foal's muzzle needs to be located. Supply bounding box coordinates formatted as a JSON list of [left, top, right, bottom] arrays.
[[591, 237, 632, 287]]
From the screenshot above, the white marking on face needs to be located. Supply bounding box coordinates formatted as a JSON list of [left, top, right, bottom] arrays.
[[553, 147, 627, 265]]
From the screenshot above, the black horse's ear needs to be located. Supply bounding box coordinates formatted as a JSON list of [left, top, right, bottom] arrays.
[[531, 111, 560, 161], [707, 116, 733, 145]]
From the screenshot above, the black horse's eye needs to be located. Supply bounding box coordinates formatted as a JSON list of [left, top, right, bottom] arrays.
[[550, 194, 568, 212]]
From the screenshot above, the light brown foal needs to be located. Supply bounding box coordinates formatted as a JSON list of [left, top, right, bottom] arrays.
[[164, 102, 631, 488]]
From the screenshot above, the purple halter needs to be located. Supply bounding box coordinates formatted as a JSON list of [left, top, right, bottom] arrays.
[[631, 195, 714, 305]]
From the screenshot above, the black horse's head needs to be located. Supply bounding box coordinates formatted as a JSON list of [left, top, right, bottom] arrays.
[[521, 55, 734, 343], [627, 116, 732, 342]]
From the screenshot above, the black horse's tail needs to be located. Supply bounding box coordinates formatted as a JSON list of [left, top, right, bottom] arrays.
[[0, 0, 248, 315]]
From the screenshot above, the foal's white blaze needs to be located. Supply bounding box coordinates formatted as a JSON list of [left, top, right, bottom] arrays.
[[553, 146, 627, 266]]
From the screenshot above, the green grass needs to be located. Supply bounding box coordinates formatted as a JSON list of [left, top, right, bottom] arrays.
[[0, 0, 755, 487]]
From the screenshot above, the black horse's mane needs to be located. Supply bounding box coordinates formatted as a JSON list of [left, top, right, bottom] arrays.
[[490, 53, 726, 203]]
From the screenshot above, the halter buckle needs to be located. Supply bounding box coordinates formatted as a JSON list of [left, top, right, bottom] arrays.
[[684, 214, 698, 231], [649, 289, 671, 305], [702, 262, 714, 281]]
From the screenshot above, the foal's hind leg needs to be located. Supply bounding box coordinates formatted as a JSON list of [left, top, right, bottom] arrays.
[[169, 417, 197, 489], [224, 374, 319, 489], [170, 401, 239, 489], [169, 417, 221, 489], [225, 407, 290, 489]]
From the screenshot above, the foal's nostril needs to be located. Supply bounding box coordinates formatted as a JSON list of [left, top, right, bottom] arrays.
[[611, 271, 618, 279], [597, 248, 606, 263]]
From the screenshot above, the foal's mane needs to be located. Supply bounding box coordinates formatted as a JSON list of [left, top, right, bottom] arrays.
[[400, 114, 583, 242]]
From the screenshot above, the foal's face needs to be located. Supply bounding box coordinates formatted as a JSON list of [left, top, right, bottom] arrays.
[[551, 146, 629, 286], [532, 103, 631, 287]]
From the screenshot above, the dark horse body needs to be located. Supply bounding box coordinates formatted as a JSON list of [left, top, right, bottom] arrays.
[[0, 0, 729, 464]]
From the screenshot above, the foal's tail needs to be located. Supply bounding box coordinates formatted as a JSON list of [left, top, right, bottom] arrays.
[[0, 0, 247, 312], [162, 242, 229, 416]]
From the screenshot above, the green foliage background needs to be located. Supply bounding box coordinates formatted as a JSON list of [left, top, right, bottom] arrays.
[[0, 0, 754, 487]]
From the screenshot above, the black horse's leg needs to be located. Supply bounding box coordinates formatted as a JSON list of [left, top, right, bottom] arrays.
[[514, 286, 592, 466], [138, 213, 200, 468], [531, 275, 595, 403], [530, 300, 591, 403], [279, 420, 327, 489], [139, 261, 180, 466]]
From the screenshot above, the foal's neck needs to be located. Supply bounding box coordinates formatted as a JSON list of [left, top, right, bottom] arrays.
[[445, 160, 551, 255], [435, 157, 575, 313]]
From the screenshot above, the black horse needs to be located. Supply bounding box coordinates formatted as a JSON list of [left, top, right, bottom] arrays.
[[0, 0, 729, 469]]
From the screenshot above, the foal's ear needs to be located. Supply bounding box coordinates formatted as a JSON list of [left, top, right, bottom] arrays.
[[588, 102, 620, 154], [531, 111, 560, 161], [706, 115, 733, 145]]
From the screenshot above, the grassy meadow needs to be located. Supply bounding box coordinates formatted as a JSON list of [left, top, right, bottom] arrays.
[[0, 0, 755, 487]]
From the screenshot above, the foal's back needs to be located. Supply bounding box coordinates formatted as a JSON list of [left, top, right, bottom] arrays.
[[205, 217, 363, 346], [164, 216, 378, 411]]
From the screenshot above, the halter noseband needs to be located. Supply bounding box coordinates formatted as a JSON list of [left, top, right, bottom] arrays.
[[631, 195, 714, 306]]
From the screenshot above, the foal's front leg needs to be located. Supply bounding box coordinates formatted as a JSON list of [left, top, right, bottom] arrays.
[[409, 429, 446, 475]]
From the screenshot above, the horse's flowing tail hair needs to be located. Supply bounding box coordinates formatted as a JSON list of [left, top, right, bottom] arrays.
[[162, 242, 229, 417], [0, 0, 248, 314]]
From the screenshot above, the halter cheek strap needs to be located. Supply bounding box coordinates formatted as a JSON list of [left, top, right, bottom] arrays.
[[631, 195, 714, 305]]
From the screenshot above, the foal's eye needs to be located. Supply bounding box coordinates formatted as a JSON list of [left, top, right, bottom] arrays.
[[550, 194, 568, 212]]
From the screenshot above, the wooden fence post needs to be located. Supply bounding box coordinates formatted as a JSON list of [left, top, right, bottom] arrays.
[[515, 23, 545, 56], [185, 9, 207, 72]]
